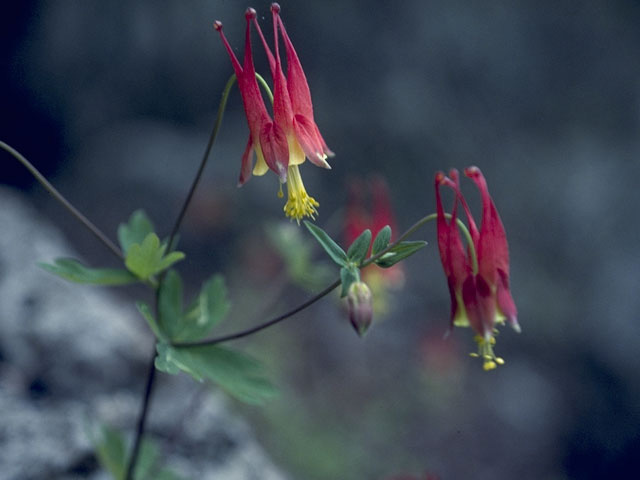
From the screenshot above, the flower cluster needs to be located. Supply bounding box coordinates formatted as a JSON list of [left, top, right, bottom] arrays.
[[215, 4, 333, 223], [435, 167, 519, 370]]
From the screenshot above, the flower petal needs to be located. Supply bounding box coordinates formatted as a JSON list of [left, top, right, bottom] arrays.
[[259, 121, 289, 182], [292, 115, 331, 168], [238, 136, 254, 186]]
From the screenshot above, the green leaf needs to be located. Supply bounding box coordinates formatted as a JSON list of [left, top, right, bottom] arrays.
[[39, 258, 138, 286], [155, 343, 181, 375], [180, 274, 230, 342], [125, 233, 185, 280], [375, 240, 428, 268], [371, 225, 392, 256], [91, 423, 179, 480], [118, 210, 154, 255], [340, 266, 360, 298], [156, 343, 278, 405], [157, 251, 186, 272], [135, 439, 160, 480], [155, 469, 186, 480], [93, 425, 126, 480], [346, 229, 372, 265], [266, 224, 332, 290], [136, 301, 166, 341], [304, 221, 348, 266], [158, 269, 183, 340]]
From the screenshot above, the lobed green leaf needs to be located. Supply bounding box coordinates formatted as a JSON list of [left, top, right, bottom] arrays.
[[371, 225, 392, 256], [136, 301, 166, 341], [156, 343, 278, 405], [39, 258, 138, 286], [157, 269, 184, 340], [304, 221, 348, 267], [180, 274, 230, 342], [125, 233, 184, 280], [346, 229, 372, 265], [91, 423, 182, 480], [93, 425, 126, 480], [266, 224, 333, 290], [118, 210, 154, 255], [375, 240, 428, 268]]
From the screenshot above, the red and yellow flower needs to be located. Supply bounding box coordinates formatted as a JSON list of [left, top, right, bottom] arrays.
[[435, 167, 519, 370], [215, 4, 333, 222]]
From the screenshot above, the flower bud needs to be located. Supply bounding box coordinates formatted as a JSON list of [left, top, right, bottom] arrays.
[[347, 281, 373, 336]]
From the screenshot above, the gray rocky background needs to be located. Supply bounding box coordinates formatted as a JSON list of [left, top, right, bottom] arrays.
[[2, 0, 640, 479], [0, 189, 287, 480]]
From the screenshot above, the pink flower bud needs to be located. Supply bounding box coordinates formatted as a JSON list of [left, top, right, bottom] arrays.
[[347, 281, 373, 336]]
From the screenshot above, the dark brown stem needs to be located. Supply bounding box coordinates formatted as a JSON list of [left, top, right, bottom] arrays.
[[165, 75, 236, 251], [174, 278, 341, 348], [0, 141, 124, 260], [124, 350, 157, 480]]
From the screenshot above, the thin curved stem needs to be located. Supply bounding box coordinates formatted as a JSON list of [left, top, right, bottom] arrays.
[[124, 349, 158, 480], [166, 74, 237, 251], [166, 72, 273, 252], [172, 210, 478, 349], [0, 141, 124, 260], [174, 278, 341, 348], [363, 212, 477, 274], [255, 72, 274, 104]]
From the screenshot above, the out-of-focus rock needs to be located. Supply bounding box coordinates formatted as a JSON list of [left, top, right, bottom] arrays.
[[0, 187, 287, 480]]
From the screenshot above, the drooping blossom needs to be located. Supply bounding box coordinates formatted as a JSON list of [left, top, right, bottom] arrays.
[[435, 166, 519, 370], [214, 10, 288, 185], [215, 4, 333, 223]]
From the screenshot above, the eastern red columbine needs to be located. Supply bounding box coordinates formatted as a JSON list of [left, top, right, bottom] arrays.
[[435, 166, 519, 370], [214, 4, 333, 223]]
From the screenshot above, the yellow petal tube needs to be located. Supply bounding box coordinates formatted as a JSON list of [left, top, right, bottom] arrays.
[[283, 164, 319, 223]]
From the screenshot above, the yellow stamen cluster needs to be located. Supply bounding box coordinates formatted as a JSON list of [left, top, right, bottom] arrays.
[[470, 333, 505, 371], [282, 164, 319, 224]]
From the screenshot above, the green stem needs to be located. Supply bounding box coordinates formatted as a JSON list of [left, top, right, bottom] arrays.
[[255, 72, 274, 104], [0, 140, 124, 260], [173, 278, 341, 348], [172, 209, 473, 349], [363, 212, 478, 275], [166, 73, 237, 251], [166, 72, 273, 252]]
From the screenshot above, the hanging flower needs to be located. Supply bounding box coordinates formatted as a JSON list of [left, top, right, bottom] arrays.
[[215, 4, 333, 223], [435, 167, 519, 370], [214, 10, 288, 185]]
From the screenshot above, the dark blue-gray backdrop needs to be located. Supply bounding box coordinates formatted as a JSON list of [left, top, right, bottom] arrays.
[[2, 1, 640, 479]]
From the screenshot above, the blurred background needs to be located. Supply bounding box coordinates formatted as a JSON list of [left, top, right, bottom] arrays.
[[2, 0, 640, 479]]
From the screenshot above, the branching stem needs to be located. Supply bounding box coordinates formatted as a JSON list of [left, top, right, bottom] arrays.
[[172, 211, 475, 349]]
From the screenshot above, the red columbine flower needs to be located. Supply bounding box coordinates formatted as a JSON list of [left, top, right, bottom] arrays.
[[214, 10, 288, 185], [215, 5, 333, 223], [256, 3, 333, 222], [272, 3, 334, 164], [435, 166, 519, 370]]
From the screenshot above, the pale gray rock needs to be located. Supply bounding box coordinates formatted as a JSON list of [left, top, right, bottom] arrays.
[[0, 187, 287, 480]]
